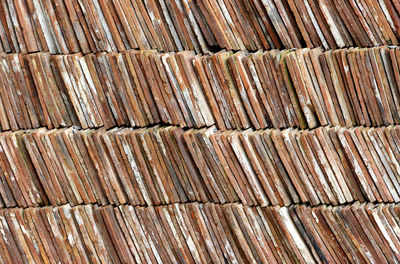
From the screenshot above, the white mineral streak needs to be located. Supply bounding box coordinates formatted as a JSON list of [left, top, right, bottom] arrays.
[[337, 131, 375, 200], [372, 208, 399, 255], [279, 207, 315, 264], [319, 1, 345, 47], [304, 0, 329, 49]]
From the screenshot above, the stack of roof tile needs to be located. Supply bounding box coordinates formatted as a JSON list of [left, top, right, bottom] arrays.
[[2, 0, 400, 263]]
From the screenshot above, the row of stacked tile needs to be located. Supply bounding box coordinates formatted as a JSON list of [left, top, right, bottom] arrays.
[[0, 0, 398, 54], [2, 47, 400, 131], [1, 125, 400, 207]]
